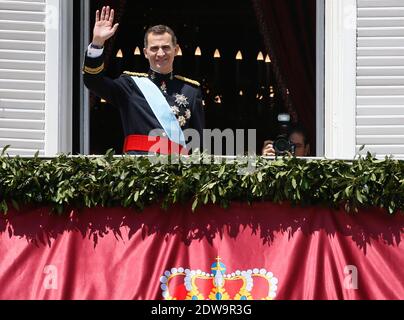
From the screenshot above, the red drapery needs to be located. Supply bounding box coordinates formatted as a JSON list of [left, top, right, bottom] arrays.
[[252, 0, 317, 152], [0, 203, 403, 300]]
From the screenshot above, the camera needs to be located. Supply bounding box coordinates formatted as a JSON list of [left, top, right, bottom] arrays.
[[273, 113, 296, 156]]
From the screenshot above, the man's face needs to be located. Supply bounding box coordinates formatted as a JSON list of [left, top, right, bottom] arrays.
[[290, 132, 310, 157], [143, 32, 179, 74]]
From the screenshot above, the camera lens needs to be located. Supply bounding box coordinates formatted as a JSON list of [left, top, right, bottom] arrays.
[[273, 137, 290, 154], [272, 112, 295, 156], [275, 138, 288, 151]]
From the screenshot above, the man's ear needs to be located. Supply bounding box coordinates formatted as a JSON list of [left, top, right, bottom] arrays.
[[143, 48, 148, 59], [174, 44, 180, 57]]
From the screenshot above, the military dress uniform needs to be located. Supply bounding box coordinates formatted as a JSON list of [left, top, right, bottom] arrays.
[[83, 47, 205, 155]]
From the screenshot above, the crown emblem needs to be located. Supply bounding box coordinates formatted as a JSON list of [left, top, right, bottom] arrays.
[[160, 257, 278, 300]]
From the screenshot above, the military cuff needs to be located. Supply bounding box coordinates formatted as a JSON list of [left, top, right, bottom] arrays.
[[83, 50, 105, 75]]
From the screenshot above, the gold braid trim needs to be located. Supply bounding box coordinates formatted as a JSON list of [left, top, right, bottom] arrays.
[[123, 71, 148, 77], [175, 75, 200, 87], [83, 63, 105, 75]]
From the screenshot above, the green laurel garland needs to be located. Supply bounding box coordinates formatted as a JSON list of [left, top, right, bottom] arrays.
[[0, 147, 403, 215]]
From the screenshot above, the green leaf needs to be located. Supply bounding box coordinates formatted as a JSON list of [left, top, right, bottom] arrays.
[[204, 192, 209, 204], [1, 145, 10, 156], [105, 148, 115, 159], [345, 186, 352, 197], [356, 189, 364, 204], [116, 181, 125, 191], [128, 179, 135, 188], [192, 199, 198, 212], [296, 189, 301, 200], [134, 191, 140, 202], [0, 200, 8, 215], [218, 165, 226, 178], [0, 153, 401, 216], [207, 182, 216, 190]]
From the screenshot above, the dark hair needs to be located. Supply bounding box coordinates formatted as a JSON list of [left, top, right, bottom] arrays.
[[288, 124, 309, 146], [144, 25, 177, 48]]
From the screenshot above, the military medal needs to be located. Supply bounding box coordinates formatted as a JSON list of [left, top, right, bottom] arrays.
[[178, 116, 187, 127], [175, 94, 189, 107], [171, 105, 180, 115], [172, 93, 192, 127], [160, 81, 167, 94]]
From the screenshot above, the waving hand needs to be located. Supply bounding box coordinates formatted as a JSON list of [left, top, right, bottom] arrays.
[[92, 6, 119, 47]]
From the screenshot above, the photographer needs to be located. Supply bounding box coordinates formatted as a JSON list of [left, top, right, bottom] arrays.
[[262, 125, 310, 157]]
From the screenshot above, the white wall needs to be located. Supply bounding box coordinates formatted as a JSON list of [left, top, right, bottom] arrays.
[[0, 0, 72, 156], [0, 0, 47, 155], [44, 0, 72, 156], [324, 0, 357, 159]]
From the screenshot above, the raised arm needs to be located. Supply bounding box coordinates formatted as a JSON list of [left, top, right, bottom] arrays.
[[83, 6, 124, 107]]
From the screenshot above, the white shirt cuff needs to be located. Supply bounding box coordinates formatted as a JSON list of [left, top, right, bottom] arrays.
[[87, 44, 104, 58]]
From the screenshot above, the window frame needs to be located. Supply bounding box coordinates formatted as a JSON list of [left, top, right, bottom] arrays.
[[71, 0, 357, 158], [324, 0, 357, 159], [45, 0, 73, 155]]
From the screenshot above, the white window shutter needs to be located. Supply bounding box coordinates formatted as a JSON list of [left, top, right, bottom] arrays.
[[0, 0, 46, 156], [357, 0, 404, 159]]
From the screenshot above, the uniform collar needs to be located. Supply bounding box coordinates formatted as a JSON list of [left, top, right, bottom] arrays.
[[148, 69, 174, 84]]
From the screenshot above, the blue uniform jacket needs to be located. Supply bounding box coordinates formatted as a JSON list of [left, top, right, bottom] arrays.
[[83, 52, 205, 152]]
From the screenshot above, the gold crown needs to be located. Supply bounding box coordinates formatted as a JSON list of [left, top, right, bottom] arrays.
[[160, 257, 278, 300]]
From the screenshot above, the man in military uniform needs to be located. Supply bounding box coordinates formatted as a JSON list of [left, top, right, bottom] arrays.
[[83, 6, 205, 155]]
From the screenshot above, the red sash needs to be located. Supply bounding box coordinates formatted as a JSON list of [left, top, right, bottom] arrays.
[[123, 135, 188, 155]]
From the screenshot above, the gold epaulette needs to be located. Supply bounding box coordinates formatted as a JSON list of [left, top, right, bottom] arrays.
[[83, 63, 104, 75], [175, 75, 200, 87], [123, 71, 148, 77]]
